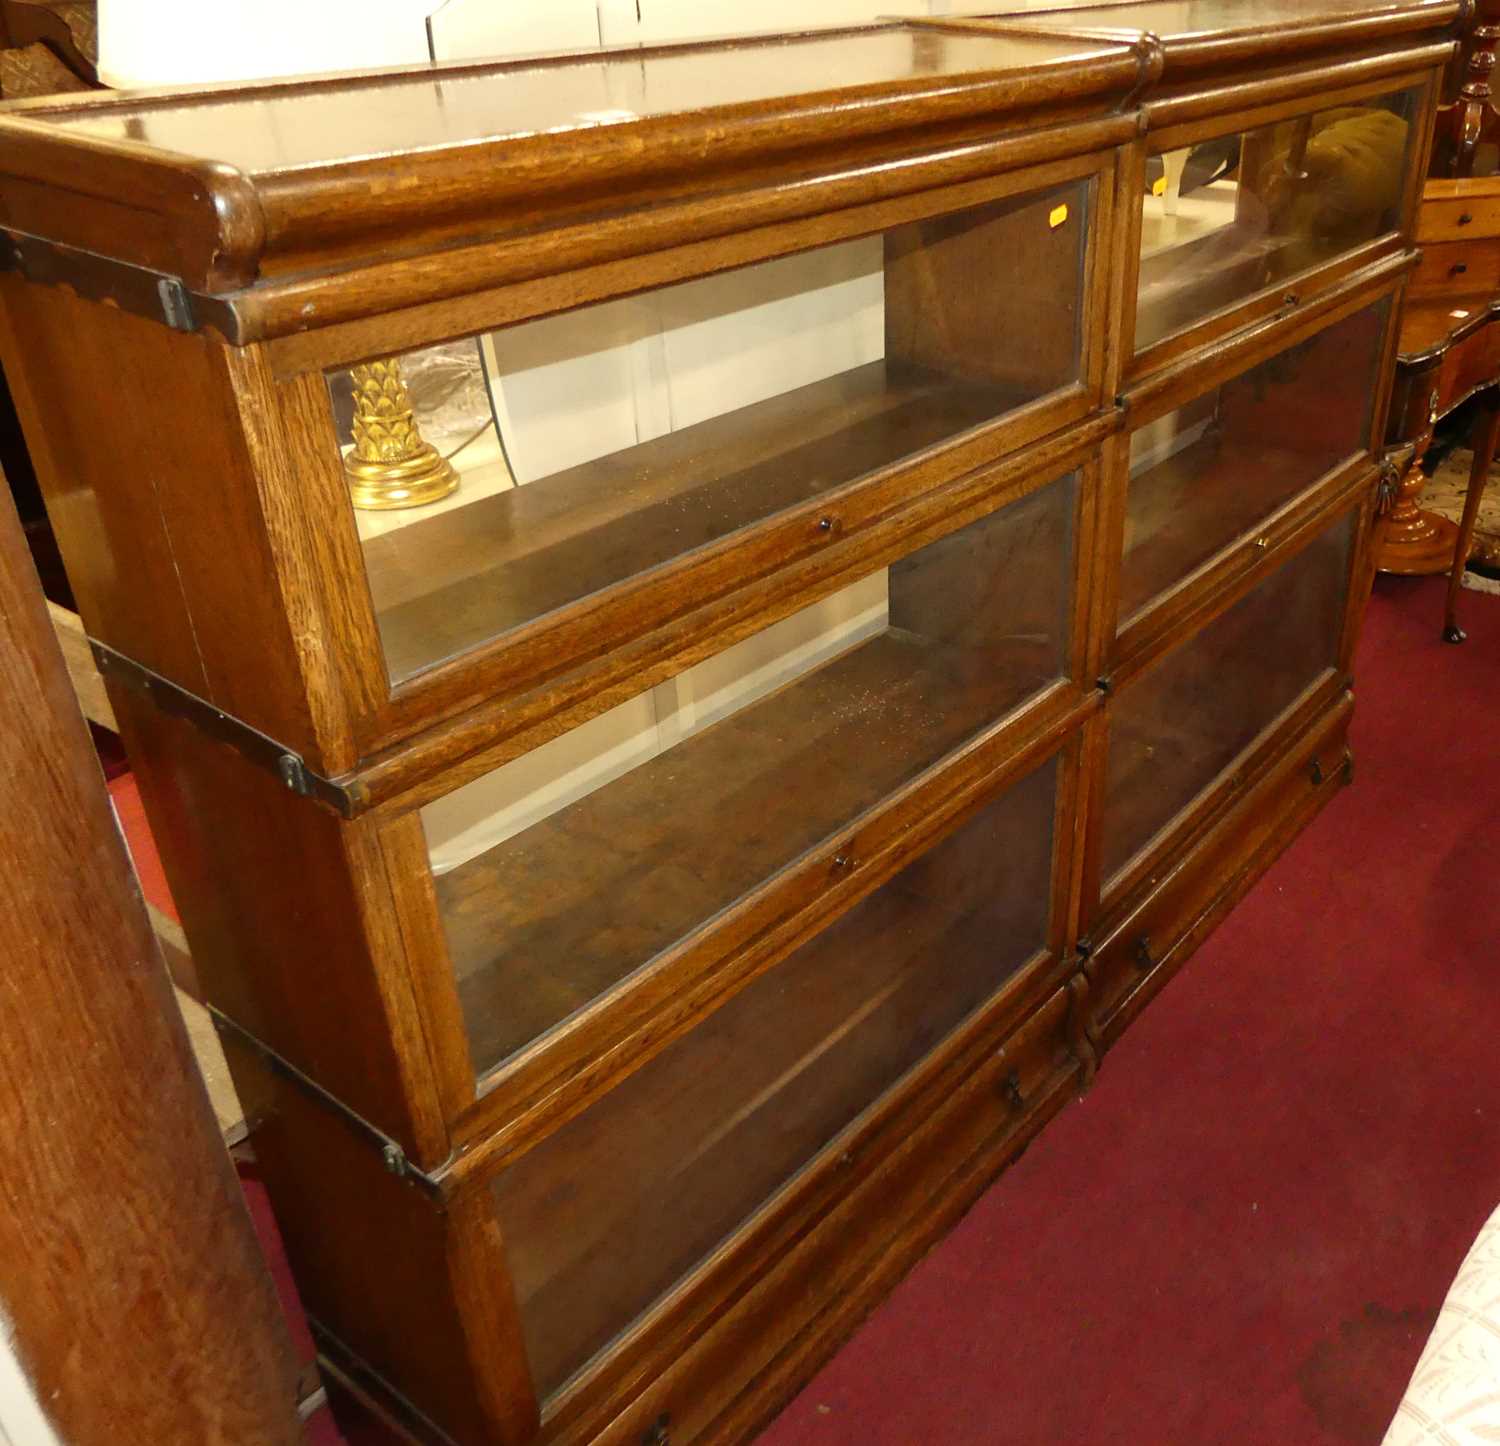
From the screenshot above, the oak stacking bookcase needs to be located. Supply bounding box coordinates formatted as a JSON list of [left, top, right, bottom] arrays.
[[0, 6, 1459, 1442]]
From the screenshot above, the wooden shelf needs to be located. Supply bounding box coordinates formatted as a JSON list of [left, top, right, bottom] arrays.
[[363, 359, 1026, 681], [439, 623, 1059, 1076], [490, 757, 1056, 1397], [1120, 431, 1340, 621]]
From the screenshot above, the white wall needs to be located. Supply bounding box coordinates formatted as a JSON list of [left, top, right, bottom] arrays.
[[0, 1317, 62, 1446], [100, 0, 953, 86]]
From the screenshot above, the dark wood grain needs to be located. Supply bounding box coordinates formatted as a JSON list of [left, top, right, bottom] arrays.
[[0, 466, 304, 1445]]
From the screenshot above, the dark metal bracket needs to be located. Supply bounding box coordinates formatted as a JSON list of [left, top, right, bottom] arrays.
[[90, 641, 359, 818], [208, 1008, 447, 1201], [0, 229, 240, 337]]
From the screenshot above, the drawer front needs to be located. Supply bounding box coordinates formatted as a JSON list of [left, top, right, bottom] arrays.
[[337, 175, 1096, 691], [1135, 87, 1421, 355], [490, 753, 1062, 1400], [1408, 238, 1500, 301], [1085, 696, 1352, 1048], [1118, 299, 1387, 630], [426, 468, 1078, 1083], [1101, 507, 1356, 893], [1416, 190, 1500, 244]]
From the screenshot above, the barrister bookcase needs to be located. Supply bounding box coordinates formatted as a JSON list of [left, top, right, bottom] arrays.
[[0, 7, 1458, 1442]]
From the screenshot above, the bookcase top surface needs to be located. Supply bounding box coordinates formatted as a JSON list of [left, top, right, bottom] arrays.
[[4, 25, 1135, 176], [955, 0, 1463, 65], [0, 21, 1147, 304], [0, 2, 1455, 331]]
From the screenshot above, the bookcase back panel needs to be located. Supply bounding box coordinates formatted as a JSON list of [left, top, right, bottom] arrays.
[[425, 470, 1077, 1078], [489, 752, 1059, 1399], [338, 179, 1089, 684]]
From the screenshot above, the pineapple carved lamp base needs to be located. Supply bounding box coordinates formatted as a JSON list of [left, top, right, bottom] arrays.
[[344, 357, 461, 512], [345, 446, 459, 511]]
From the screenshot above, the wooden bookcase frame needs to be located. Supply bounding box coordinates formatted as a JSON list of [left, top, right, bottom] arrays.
[[0, 9, 1462, 1443]]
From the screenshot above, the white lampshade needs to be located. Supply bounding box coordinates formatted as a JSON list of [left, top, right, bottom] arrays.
[[96, 0, 439, 89]]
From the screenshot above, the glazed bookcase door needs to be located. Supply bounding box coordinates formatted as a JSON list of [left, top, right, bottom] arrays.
[[485, 747, 1063, 1401], [416, 463, 1081, 1083], [1135, 86, 1422, 355], [326, 175, 1094, 690], [1099, 506, 1358, 898], [1117, 296, 1391, 632]]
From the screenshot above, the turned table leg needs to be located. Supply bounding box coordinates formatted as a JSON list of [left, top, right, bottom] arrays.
[[1443, 394, 1500, 642], [1376, 422, 1462, 576]]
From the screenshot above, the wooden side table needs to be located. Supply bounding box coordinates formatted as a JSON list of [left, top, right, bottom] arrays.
[[1382, 287, 1500, 579]]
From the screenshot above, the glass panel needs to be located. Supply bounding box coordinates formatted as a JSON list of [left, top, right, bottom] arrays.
[[490, 755, 1058, 1399], [1120, 298, 1387, 623], [1136, 89, 1417, 350], [425, 472, 1075, 1078], [1101, 510, 1354, 885], [334, 180, 1088, 682]]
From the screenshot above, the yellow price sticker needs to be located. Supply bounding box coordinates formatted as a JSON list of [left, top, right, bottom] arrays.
[[1048, 203, 1069, 229]]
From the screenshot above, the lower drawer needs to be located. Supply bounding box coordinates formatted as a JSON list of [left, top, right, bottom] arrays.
[[1081, 691, 1353, 1050]]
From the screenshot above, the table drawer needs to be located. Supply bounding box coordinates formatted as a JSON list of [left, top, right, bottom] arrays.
[[1408, 239, 1500, 300]]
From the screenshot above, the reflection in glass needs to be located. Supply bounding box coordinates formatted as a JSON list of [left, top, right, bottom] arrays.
[[330, 181, 1089, 682], [1137, 90, 1415, 349], [1120, 299, 1387, 623], [424, 472, 1076, 1077], [1102, 511, 1354, 885], [491, 754, 1058, 1398]]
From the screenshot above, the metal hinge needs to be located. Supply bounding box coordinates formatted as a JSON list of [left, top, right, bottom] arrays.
[[91, 641, 359, 817], [0, 228, 236, 336], [208, 1009, 446, 1199]]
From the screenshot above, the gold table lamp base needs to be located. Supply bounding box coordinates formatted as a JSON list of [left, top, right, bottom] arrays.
[[344, 357, 461, 511]]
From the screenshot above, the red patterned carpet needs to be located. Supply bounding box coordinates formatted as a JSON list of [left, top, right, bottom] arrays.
[[169, 573, 1500, 1445]]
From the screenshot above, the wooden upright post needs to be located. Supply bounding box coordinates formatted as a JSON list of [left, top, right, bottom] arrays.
[[0, 470, 306, 1444]]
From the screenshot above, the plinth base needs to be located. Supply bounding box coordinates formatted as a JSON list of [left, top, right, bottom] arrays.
[[1375, 506, 1459, 576]]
